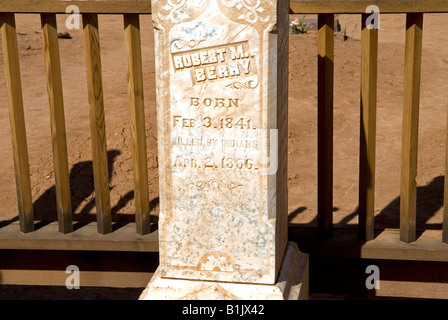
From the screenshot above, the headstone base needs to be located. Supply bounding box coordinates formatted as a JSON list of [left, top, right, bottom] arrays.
[[139, 242, 308, 300]]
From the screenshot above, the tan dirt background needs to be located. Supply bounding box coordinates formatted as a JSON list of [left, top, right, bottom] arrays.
[[0, 13, 447, 298]]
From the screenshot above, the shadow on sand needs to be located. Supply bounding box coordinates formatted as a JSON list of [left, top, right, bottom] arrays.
[[0, 149, 159, 232], [289, 175, 445, 239]]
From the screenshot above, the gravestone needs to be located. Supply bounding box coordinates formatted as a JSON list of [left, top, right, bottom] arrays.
[[141, 0, 308, 299]]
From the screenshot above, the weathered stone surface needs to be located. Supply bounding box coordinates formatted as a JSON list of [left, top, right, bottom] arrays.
[[140, 242, 309, 300], [153, 0, 289, 284]]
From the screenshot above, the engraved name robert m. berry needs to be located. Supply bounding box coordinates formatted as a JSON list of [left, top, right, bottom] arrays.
[[171, 41, 255, 83]]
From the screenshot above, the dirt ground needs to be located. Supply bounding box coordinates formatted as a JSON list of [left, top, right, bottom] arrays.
[[0, 13, 447, 298]]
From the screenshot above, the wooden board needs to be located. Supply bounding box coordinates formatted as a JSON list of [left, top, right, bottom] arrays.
[[124, 14, 151, 236], [83, 13, 112, 235], [290, 0, 448, 14], [377, 281, 448, 299], [358, 14, 378, 241], [289, 227, 448, 262], [0, 249, 158, 288], [0, 269, 154, 288], [4, 0, 448, 14], [444, 106, 448, 243], [276, 0, 291, 277], [0, 1, 151, 14], [309, 255, 448, 299]]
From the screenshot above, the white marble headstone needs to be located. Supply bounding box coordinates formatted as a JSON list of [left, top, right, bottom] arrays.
[[153, 0, 289, 284]]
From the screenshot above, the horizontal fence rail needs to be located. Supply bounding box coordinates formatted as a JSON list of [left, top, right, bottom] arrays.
[[2, 0, 448, 14], [290, 0, 448, 14], [1, 0, 448, 296], [0, 1, 151, 14]]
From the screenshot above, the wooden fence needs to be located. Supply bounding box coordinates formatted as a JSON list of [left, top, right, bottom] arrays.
[[289, 0, 448, 299], [289, 0, 448, 245], [1, 0, 448, 296], [0, 1, 151, 236]]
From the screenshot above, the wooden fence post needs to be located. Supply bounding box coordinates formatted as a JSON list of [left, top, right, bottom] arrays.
[[317, 13, 334, 239], [0, 13, 34, 233], [400, 13, 423, 243], [359, 13, 378, 241], [83, 13, 112, 234], [41, 13, 73, 234]]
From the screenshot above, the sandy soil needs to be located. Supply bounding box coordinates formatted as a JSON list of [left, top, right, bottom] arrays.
[[0, 13, 447, 298]]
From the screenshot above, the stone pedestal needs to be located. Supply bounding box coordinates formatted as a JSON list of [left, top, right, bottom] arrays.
[[140, 242, 308, 300], [144, 0, 299, 300]]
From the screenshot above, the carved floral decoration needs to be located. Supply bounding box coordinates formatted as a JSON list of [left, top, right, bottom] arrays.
[[220, 0, 269, 24], [188, 179, 243, 192]]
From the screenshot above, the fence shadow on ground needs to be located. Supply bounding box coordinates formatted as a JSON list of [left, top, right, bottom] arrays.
[[0, 149, 159, 232], [289, 175, 445, 240]]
